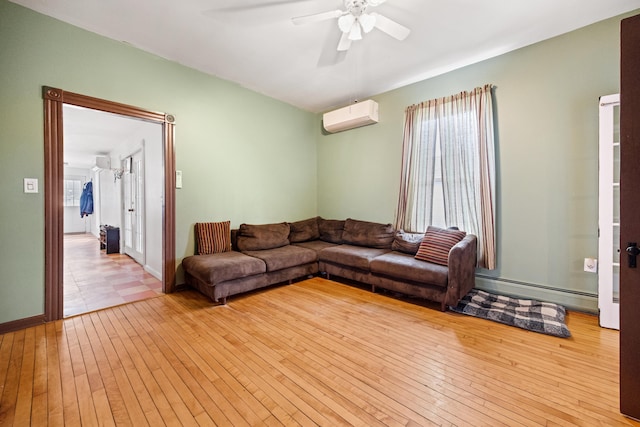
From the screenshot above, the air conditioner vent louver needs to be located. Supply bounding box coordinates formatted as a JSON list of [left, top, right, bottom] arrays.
[[323, 100, 379, 133]]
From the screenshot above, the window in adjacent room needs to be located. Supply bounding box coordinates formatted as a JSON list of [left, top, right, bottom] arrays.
[[63, 179, 82, 207]]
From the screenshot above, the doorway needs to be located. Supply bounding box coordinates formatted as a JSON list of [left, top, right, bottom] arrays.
[[43, 87, 176, 322], [62, 105, 163, 317]]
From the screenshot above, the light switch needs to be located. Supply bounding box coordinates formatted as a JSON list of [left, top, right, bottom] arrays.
[[24, 178, 38, 193], [175, 170, 183, 189]]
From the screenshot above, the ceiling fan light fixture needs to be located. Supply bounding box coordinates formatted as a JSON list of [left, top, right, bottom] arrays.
[[338, 14, 355, 33], [291, 0, 409, 53], [348, 22, 362, 40], [359, 13, 376, 33]]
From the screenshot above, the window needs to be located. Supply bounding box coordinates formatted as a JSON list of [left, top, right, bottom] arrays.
[[431, 132, 446, 228], [395, 85, 496, 269], [63, 179, 82, 207]]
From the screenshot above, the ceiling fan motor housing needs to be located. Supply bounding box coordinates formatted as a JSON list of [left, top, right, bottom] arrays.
[[346, 0, 368, 16], [292, 0, 408, 52]]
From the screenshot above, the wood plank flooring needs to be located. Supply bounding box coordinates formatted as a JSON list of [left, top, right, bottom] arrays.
[[0, 277, 637, 426]]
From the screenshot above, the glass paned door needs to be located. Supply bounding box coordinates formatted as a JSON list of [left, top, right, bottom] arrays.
[[598, 93, 620, 329], [122, 151, 145, 265]]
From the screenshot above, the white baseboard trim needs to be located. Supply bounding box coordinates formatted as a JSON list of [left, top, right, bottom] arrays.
[[144, 265, 162, 280], [475, 275, 598, 314]]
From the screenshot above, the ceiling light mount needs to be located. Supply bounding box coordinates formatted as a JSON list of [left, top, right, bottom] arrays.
[[292, 0, 410, 52]]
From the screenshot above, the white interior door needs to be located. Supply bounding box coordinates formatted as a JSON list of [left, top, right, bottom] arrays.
[[123, 151, 145, 264], [598, 93, 620, 330]]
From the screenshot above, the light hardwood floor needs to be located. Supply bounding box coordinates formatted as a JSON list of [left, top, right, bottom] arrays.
[[0, 277, 637, 426]]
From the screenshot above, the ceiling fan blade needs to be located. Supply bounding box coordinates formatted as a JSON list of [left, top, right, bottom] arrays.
[[292, 9, 343, 25], [337, 32, 352, 51], [208, 0, 311, 13], [204, 0, 314, 24], [370, 12, 410, 40]]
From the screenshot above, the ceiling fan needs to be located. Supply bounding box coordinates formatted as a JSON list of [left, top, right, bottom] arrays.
[[292, 0, 410, 51]]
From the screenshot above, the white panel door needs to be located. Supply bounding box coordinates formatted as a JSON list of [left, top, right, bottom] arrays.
[[123, 151, 145, 265], [598, 93, 620, 330]]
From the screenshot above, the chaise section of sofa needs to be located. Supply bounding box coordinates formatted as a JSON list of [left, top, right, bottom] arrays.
[[183, 221, 320, 304], [182, 250, 267, 304]]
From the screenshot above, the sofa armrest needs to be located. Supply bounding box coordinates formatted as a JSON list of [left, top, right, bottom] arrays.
[[445, 234, 477, 308]]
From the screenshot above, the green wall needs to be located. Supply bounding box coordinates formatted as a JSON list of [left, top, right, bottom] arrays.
[[1, 0, 635, 324], [318, 12, 637, 311], [0, 0, 317, 324]]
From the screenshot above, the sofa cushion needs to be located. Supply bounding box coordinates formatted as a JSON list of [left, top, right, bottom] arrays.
[[318, 218, 345, 243], [415, 226, 466, 266], [293, 240, 339, 257], [341, 218, 395, 249], [370, 252, 448, 287], [288, 217, 320, 243], [182, 251, 266, 285], [244, 245, 317, 272], [195, 221, 231, 255], [236, 222, 290, 251], [319, 244, 391, 271], [391, 230, 424, 255]]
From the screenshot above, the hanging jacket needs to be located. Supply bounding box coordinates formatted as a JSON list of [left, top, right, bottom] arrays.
[[80, 181, 94, 218]]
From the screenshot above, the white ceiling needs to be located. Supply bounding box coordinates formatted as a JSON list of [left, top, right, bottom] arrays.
[[12, 0, 640, 113], [63, 105, 157, 169]]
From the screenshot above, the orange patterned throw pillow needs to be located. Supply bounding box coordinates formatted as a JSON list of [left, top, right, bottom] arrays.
[[415, 226, 466, 266], [195, 221, 231, 255]]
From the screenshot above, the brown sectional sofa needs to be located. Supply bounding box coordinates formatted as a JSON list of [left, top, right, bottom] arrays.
[[182, 217, 477, 310]]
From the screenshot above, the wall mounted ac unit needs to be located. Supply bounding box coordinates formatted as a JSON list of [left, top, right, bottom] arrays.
[[323, 100, 379, 133], [94, 156, 111, 169]]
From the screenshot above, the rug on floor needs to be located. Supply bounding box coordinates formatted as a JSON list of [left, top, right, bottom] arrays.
[[451, 289, 571, 338]]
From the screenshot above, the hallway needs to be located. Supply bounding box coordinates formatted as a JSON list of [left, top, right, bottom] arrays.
[[63, 233, 162, 317]]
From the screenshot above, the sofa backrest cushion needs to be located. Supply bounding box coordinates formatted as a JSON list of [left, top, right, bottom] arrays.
[[236, 222, 290, 251], [392, 230, 425, 255], [318, 218, 345, 244], [289, 217, 320, 243], [341, 218, 395, 249], [195, 221, 232, 255], [415, 226, 466, 266]]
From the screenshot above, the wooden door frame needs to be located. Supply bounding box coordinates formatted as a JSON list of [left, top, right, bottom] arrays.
[[43, 86, 176, 322]]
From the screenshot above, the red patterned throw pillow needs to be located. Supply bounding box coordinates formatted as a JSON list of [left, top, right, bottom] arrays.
[[415, 226, 466, 266], [195, 221, 231, 255]]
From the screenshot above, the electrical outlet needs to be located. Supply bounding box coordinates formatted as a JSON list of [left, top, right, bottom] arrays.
[[584, 258, 598, 273]]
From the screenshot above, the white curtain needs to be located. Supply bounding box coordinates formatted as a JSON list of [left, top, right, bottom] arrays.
[[395, 100, 438, 232], [394, 84, 496, 269]]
